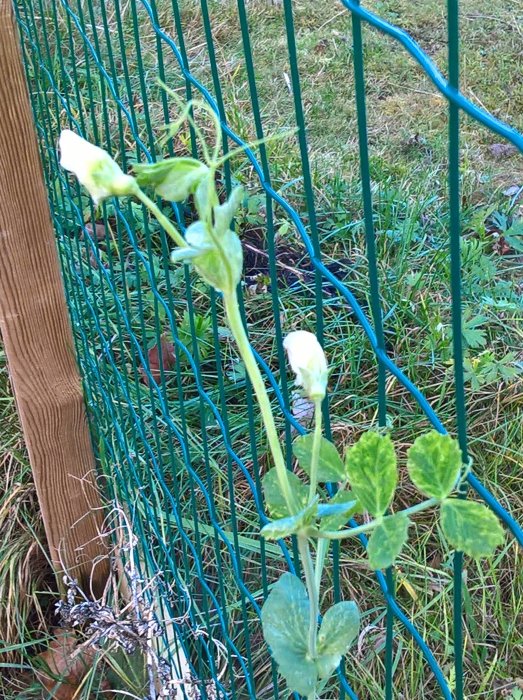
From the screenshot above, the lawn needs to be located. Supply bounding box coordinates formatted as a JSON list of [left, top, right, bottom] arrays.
[[2, 0, 522, 698]]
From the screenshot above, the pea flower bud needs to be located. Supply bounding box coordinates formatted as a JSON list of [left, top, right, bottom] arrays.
[[59, 130, 136, 204], [283, 330, 328, 401]]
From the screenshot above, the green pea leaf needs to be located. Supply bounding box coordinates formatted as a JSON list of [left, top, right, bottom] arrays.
[[261, 499, 318, 540], [440, 499, 504, 558], [261, 573, 317, 697], [262, 468, 309, 519], [316, 601, 359, 680], [407, 431, 462, 499], [134, 157, 208, 201], [182, 221, 243, 294], [213, 186, 244, 236], [319, 490, 359, 532], [193, 174, 219, 220], [345, 432, 397, 517], [293, 433, 346, 483], [367, 513, 411, 570]]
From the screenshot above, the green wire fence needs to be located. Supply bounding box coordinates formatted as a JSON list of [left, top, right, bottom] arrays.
[[14, 0, 522, 698]]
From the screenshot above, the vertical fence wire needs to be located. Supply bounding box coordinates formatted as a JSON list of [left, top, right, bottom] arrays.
[[14, 0, 523, 698], [446, 3, 466, 699], [349, 7, 394, 698]]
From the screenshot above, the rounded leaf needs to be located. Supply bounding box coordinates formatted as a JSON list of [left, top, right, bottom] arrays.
[[316, 601, 359, 680], [262, 468, 308, 519], [345, 431, 397, 517], [407, 431, 462, 499], [261, 573, 317, 696], [293, 433, 346, 483], [367, 513, 411, 570], [440, 499, 504, 558]]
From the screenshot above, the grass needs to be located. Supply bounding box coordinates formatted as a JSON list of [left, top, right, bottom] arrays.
[[0, 350, 56, 698], [149, 0, 523, 189], [5, 0, 523, 698]]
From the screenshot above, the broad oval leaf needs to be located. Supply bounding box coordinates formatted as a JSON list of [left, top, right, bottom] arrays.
[[440, 499, 504, 558], [261, 573, 317, 697], [319, 490, 359, 532], [262, 468, 308, 519], [345, 431, 397, 517], [293, 433, 346, 483], [407, 431, 462, 499], [316, 601, 359, 680], [261, 499, 318, 540], [367, 513, 411, 570]]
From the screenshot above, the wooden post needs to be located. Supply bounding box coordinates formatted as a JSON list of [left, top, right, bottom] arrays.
[[0, 1, 108, 595]]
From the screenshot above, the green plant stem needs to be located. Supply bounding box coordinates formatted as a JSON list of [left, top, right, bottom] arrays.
[[157, 80, 217, 163], [308, 398, 323, 502], [314, 538, 329, 591], [203, 169, 236, 293], [314, 497, 440, 540], [135, 187, 187, 249], [222, 291, 298, 514], [225, 288, 320, 696], [298, 535, 319, 662]]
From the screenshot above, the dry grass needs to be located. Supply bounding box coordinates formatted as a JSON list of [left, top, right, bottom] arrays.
[[0, 348, 55, 697]]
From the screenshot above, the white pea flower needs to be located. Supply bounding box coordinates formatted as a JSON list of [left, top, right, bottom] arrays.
[[59, 130, 136, 204], [283, 330, 328, 401]]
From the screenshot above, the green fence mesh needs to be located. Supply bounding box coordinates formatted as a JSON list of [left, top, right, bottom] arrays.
[[14, 0, 523, 698]]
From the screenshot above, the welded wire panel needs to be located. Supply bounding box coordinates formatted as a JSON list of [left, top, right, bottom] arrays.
[[15, 0, 522, 698]]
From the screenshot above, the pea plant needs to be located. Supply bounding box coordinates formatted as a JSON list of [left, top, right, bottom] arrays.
[[59, 91, 505, 700]]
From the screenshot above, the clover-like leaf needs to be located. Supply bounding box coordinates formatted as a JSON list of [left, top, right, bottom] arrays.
[[261, 573, 317, 697], [262, 468, 309, 519], [407, 431, 462, 499], [261, 499, 318, 540], [319, 490, 359, 532], [345, 431, 397, 517], [293, 433, 346, 483], [367, 513, 411, 570], [316, 601, 359, 680], [134, 157, 208, 201], [440, 499, 504, 558]]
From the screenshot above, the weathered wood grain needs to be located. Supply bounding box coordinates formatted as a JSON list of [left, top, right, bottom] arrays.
[[0, 0, 108, 594]]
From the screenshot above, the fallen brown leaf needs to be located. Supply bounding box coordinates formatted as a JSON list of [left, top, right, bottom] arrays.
[[140, 335, 176, 386], [83, 223, 106, 242], [89, 249, 104, 270], [35, 628, 103, 700], [492, 235, 513, 256]]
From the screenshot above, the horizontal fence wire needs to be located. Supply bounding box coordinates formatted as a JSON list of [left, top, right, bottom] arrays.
[[14, 0, 523, 698]]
